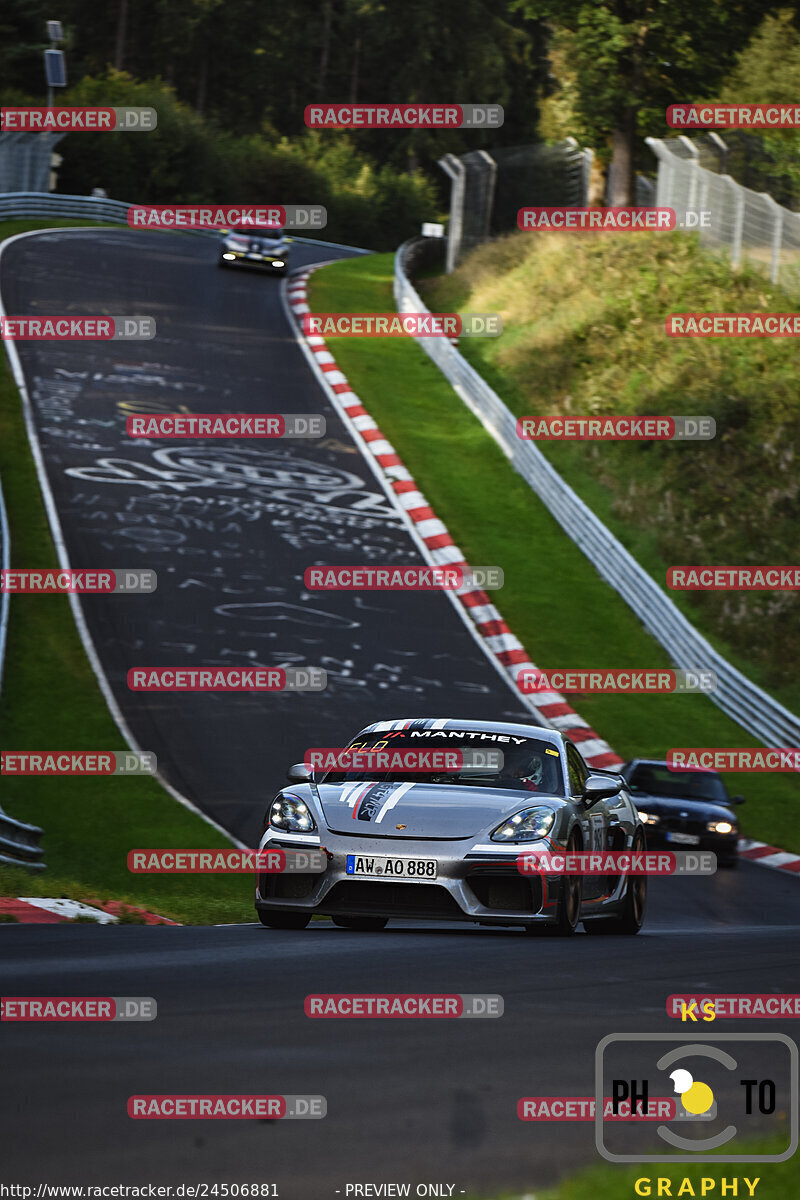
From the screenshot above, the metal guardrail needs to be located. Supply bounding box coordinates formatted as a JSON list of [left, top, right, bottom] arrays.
[[394, 237, 800, 749], [0, 192, 373, 254], [0, 807, 45, 870], [0, 475, 9, 697], [0, 258, 46, 872]]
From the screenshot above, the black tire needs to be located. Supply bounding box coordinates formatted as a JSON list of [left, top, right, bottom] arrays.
[[583, 830, 647, 935], [718, 856, 739, 869], [527, 830, 582, 937], [258, 910, 311, 930], [332, 916, 388, 932]]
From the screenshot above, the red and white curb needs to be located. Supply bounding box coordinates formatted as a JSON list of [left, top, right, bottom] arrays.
[[738, 840, 800, 875], [285, 269, 620, 771], [285, 266, 800, 879], [0, 897, 179, 924]]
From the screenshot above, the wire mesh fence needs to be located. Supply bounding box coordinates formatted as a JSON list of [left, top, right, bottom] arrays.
[[438, 138, 590, 272], [647, 136, 800, 296], [0, 132, 65, 193]]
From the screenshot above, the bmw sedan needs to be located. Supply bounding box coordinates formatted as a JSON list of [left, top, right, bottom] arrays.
[[620, 758, 743, 867]]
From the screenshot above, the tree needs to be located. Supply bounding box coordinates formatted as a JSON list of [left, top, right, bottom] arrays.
[[514, 0, 780, 203]]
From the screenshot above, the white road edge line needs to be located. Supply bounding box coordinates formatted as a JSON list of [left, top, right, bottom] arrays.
[[0, 227, 244, 847], [279, 266, 556, 729]]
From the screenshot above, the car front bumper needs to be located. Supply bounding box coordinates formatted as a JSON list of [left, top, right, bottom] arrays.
[[220, 252, 287, 270], [255, 830, 566, 927]]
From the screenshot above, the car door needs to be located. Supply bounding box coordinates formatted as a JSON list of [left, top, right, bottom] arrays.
[[566, 742, 606, 900]]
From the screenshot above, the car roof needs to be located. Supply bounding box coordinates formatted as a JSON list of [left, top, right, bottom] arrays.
[[353, 717, 564, 747], [625, 757, 720, 773]]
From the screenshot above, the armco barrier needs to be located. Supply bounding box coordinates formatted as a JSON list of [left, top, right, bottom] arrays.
[[394, 237, 800, 749], [0, 806, 45, 871], [0, 475, 45, 870], [0, 192, 371, 254], [0, 474, 8, 696]]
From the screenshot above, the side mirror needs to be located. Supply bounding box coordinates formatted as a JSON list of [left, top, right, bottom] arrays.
[[730, 795, 746, 805], [287, 763, 313, 784], [583, 774, 622, 805]]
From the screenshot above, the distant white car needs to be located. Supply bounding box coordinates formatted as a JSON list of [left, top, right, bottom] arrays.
[[218, 224, 291, 275]]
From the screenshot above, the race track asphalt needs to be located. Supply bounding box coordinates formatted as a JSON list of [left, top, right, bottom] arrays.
[[0, 229, 537, 843], [2, 863, 799, 1193], [1, 231, 798, 1197]]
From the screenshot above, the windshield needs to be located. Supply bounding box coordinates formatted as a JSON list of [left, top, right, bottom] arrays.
[[318, 732, 565, 791], [628, 763, 729, 804], [231, 225, 284, 237]]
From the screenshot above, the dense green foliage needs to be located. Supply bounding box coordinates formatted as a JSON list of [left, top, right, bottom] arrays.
[[424, 230, 800, 692]]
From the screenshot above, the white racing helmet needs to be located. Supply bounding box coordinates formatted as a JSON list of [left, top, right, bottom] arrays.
[[520, 752, 545, 786]]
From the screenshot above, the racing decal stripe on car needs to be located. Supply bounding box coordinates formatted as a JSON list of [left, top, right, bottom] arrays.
[[339, 781, 374, 807], [286, 269, 622, 769], [374, 782, 415, 823], [352, 780, 415, 821]]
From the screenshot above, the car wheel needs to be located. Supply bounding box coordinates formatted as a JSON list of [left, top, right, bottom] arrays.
[[718, 855, 739, 869], [583, 830, 647, 935], [526, 831, 582, 937], [332, 916, 388, 932], [258, 910, 311, 930]]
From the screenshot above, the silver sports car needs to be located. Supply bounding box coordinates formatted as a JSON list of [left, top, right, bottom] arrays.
[[255, 718, 647, 936], [218, 224, 291, 274]]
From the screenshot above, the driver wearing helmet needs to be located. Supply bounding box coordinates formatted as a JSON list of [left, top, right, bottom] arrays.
[[519, 750, 548, 792]]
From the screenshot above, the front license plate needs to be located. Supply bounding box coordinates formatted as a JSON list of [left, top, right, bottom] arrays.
[[247, 253, 263, 260], [665, 831, 700, 845], [346, 854, 437, 880]]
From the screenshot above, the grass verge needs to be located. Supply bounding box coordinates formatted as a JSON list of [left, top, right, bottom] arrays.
[[309, 253, 800, 851], [0, 220, 254, 925], [422, 230, 800, 703], [473, 1131, 796, 1199]]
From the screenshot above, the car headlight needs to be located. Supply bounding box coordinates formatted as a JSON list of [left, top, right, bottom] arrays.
[[637, 810, 660, 825], [707, 820, 735, 834], [269, 794, 317, 833], [491, 807, 555, 843], [271, 259, 285, 268]]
